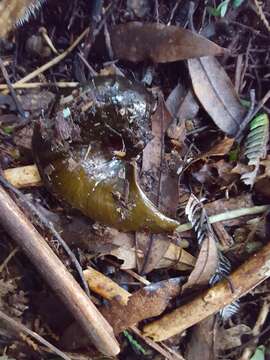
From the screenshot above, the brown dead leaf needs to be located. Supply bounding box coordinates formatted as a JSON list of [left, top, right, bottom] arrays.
[[192, 160, 237, 189], [136, 97, 179, 273], [166, 84, 199, 122], [110, 239, 195, 271], [111, 22, 225, 63], [216, 324, 251, 351], [185, 316, 216, 360], [183, 233, 218, 291], [254, 178, 270, 204], [101, 278, 182, 334], [259, 155, 270, 178], [205, 194, 254, 216], [188, 56, 246, 137], [231, 162, 251, 176], [201, 137, 235, 158]]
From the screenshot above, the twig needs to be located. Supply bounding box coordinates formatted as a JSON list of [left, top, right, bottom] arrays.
[[240, 300, 270, 360], [235, 89, 256, 141], [0, 175, 90, 298], [236, 89, 270, 140], [253, 0, 270, 33], [176, 205, 269, 232], [0, 246, 19, 273], [143, 240, 270, 341], [2, 28, 89, 94], [0, 309, 70, 360], [0, 183, 120, 356], [39, 27, 59, 55], [167, 0, 183, 25], [0, 56, 25, 117], [0, 82, 79, 90]]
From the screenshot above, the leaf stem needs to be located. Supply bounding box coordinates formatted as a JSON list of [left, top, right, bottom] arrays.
[[176, 205, 269, 233]]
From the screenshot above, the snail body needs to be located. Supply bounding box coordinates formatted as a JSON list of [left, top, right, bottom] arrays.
[[32, 76, 179, 233]]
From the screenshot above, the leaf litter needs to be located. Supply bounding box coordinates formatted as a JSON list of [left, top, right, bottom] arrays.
[[0, 1, 270, 359]]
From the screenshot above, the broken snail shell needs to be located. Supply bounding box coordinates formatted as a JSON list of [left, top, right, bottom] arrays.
[[32, 75, 179, 233]]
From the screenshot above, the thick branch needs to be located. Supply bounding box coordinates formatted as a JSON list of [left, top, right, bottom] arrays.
[[143, 241, 270, 341], [0, 184, 120, 356]]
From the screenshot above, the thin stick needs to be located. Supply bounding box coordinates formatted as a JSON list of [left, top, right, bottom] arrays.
[[0, 184, 120, 356], [2, 28, 89, 94], [240, 300, 270, 360], [0, 82, 79, 90], [176, 205, 269, 233], [143, 240, 270, 341], [0, 56, 25, 117], [0, 309, 70, 360], [0, 246, 19, 273], [0, 175, 90, 298]]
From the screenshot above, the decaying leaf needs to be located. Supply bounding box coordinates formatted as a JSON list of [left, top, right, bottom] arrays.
[[205, 194, 254, 215], [166, 84, 198, 148], [216, 324, 252, 351], [111, 22, 225, 63], [200, 137, 235, 158], [192, 160, 237, 189], [241, 114, 269, 187], [110, 239, 195, 271], [166, 84, 199, 121], [101, 278, 183, 334], [184, 234, 218, 290], [188, 56, 246, 137], [185, 317, 216, 360], [136, 97, 179, 273]]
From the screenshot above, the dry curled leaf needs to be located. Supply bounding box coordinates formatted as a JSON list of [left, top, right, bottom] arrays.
[[188, 56, 246, 137], [111, 22, 225, 63], [183, 234, 218, 290], [166, 84, 199, 121]]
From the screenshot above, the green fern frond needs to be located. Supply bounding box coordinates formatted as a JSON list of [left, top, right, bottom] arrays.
[[241, 113, 269, 186]]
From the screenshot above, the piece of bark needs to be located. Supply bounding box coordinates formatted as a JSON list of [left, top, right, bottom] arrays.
[[62, 268, 181, 360], [101, 278, 182, 334], [143, 240, 270, 341], [84, 267, 130, 306], [0, 184, 120, 356], [4, 165, 42, 188]]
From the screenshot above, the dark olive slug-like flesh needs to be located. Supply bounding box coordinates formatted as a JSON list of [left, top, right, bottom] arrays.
[[32, 76, 180, 233]]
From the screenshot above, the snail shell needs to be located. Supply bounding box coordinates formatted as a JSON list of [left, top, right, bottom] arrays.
[[32, 76, 179, 233]]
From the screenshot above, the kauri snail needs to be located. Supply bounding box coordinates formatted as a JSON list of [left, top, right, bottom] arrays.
[[32, 76, 180, 233]]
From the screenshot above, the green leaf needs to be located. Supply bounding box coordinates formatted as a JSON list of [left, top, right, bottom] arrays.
[[250, 345, 265, 360], [228, 147, 239, 161], [207, 6, 221, 17], [2, 126, 14, 134], [218, 0, 230, 17], [241, 113, 269, 186], [233, 0, 246, 7], [240, 99, 251, 108], [123, 330, 146, 355]]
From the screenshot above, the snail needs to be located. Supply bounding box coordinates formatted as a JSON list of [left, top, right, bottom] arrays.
[[32, 75, 180, 233]]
